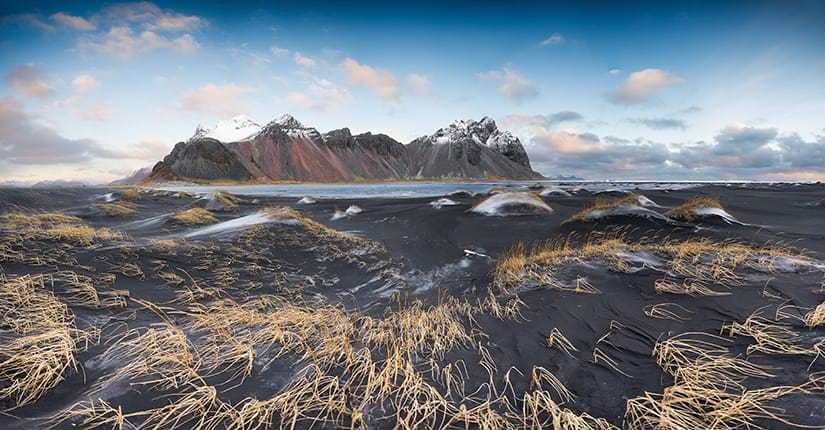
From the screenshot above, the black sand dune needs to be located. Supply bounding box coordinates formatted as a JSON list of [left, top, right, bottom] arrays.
[[1, 183, 824, 429]]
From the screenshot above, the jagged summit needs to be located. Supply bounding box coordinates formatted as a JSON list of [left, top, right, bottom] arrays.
[[411, 117, 532, 169], [271, 113, 305, 130], [189, 114, 261, 143], [149, 114, 542, 183], [423, 116, 498, 145]]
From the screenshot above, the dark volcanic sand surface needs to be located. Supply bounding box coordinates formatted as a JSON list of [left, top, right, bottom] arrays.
[[1, 183, 825, 429]]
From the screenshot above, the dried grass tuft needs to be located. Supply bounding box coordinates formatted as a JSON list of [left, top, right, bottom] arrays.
[[119, 188, 141, 202], [96, 202, 137, 217], [805, 302, 825, 327], [567, 194, 645, 223], [665, 196, 724, 221], [0, 275, 91, 408], [492, 233, 809, 295], [171, 207, 218, 225], [627, 330, 823, 430], [0, 210, 127, 246]]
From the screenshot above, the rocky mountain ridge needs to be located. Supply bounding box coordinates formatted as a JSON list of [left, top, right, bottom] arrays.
[[145, 114, 542, 183]]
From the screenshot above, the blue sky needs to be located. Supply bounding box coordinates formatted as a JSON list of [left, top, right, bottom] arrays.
[[1, 0, 824, 182]]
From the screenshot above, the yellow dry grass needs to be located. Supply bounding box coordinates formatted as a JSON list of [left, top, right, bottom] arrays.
[[119, 188, 141, 202], [643, 303, 694, 321], [804, 302, 825, 327], [96, 202, 137, 217], [149, 238, 178, 251], [211, 191, 241, 210], [546, 328, 578, 357], [171, 207, 218, 225], [567, 194, 644, 223], [45, 271, 129, 309], [492, 233, 808, 295], [258, 207, 387, 265], [47, 289, 617, 430], [665, 196, 724, 221], [627, 330, 824, 430], [723, 307, 812, 356], [0, 210, 127, 246], [0, 274, 92, 408]]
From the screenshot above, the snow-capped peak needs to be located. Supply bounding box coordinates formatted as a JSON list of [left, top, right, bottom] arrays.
[[272, 113, 305, 130], [415, 117, 532, 168], [428, 117, 501, 146], [189, 114, 262, 143]]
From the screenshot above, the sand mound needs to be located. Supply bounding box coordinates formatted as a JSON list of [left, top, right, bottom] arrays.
[[297, 196, 317, 205], [183, 209, 301, 238], [194, 191, 242, 212], [493, 234, 819, 295], [94, 192, 117, 203], [446, 189, 477, 198], [484, 186, 508, 196], [568, 195, 672, 223], [430, 198, 460, 209], [95, 202, 137, 218], [666, 197, 743, 224], [593, 188, 632, 196], [170, 208, 218, 226], [331, 205, 363, 221], [539, 187, 572, 197], [470, 192, 553, 216], [633, 194, 661, 207]]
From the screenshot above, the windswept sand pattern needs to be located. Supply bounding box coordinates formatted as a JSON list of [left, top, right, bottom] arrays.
[[1, 183, 825, 429]]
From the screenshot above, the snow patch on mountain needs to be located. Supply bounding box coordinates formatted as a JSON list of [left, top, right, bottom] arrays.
[[189, 114, 262, 143], [417, 117, 531, 167]]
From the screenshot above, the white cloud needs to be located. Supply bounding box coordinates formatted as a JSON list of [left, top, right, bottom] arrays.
[[407, 73, 434, 96], [293, 52, 317, 68], [172, 33, 199, 54], [539, 33, 564, 46], [0, 97, 119, 165], [54, 74, 102, 108], [608, 68, 623, 76], [526, 126, 673, 177], [50, 12, 95, 31], [270, 46, 290, 57], [98, 2, 204, 31], [72, 74, 100, 93], [180, 83, 255, 117], [80, 26, 199, 59], [341, 58, 401, 104], [478, 66, 539, 103], [6, 65, 55, 98], [608, 68, 685, 104], [33, 3, 207, 59], [286, 78, 351, 112]]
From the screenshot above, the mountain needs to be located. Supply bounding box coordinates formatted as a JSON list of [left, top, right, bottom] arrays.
[[189, 114, 261, 143], [109, 167, 153, 185], [147, 114, 541, 183], [546, 174, 585, 181], [31, 179, 89, 188], [406, 117, 536, 178]]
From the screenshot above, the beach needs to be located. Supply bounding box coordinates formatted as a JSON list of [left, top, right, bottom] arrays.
[[1, 182, 824, 429]]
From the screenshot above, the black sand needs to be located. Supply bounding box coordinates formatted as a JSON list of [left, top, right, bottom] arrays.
[[1, 183, 824, 429]]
